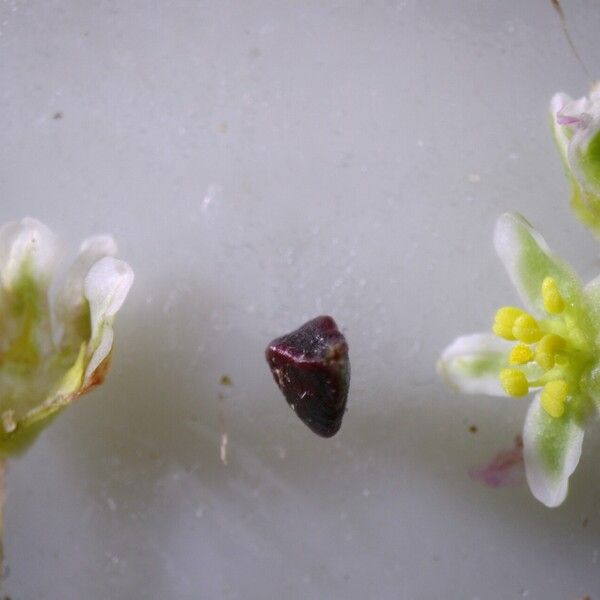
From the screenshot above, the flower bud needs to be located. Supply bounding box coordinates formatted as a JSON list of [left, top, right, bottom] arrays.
[[551, 86, 600, 236]]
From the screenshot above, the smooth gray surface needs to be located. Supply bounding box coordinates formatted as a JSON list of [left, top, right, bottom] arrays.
[[1, 1, 600, 598]]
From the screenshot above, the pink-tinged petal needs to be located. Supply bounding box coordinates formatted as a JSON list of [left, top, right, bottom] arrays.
[[557, 96, 590, 126], [556, 113, 581, 126], [551, 93, 573, 162], [551, 92, 572, 121], [552, 93, 592, 135], [469, 435, 524, 488]]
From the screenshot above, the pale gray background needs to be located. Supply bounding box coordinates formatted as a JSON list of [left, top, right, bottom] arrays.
[[1, 1, 600, 599]]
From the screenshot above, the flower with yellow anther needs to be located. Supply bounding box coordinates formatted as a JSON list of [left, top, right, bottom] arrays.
[[438, 212, 600, 508], [492, 280, 582, 408], [551, 85, 600, 238]]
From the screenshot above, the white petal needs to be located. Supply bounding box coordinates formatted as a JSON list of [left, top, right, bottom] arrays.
[[437, 333, 511, 397], [56, 234, 117, 318], [494, 212, 582, 316], [523, 394, 584, 507], [80, 235, 117, 256], [84, 256, 134, 340], [0, 218, 62, 289], [550, 93, 572, 118]]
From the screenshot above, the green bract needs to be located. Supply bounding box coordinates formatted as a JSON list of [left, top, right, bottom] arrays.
[[438, 213, 600, 507], [0, 218, 133, 456], [551, 86, 600, 237]]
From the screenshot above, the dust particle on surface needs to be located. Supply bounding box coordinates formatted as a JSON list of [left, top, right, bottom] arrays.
[[582, 517, 589, 528], [53, 111, 63, 120], [218, 122, 228, 133], [220, 375, 232, 386], [468, 425, 478, 434], [220, 432, 228, 465]]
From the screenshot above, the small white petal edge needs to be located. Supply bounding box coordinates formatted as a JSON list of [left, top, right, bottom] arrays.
[[437, 333, 511, 397]]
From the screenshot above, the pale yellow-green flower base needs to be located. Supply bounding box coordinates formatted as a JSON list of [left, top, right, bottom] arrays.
[[0, 270, 91, 457]]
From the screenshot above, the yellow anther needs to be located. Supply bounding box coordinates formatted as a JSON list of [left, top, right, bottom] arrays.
[[493, 306, 524, 340], [540, 380, 568, 418], [509, 343, 534, 365], [542, 277, 565, 315], [499, 368, 529, 397], [512, 314, 543, 344], [535, 333, 566, 371]]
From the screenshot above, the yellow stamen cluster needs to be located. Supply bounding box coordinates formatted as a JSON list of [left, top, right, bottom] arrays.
[[492, 277, 580, 418]]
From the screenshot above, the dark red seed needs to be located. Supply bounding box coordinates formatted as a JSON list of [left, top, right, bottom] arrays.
[[265, 315, 350, 438]]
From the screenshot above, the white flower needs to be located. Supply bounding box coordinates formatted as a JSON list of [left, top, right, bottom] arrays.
[[438, 213, 600, 507], [551, 85, 600, 235], [0, 218, 133, 456]]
